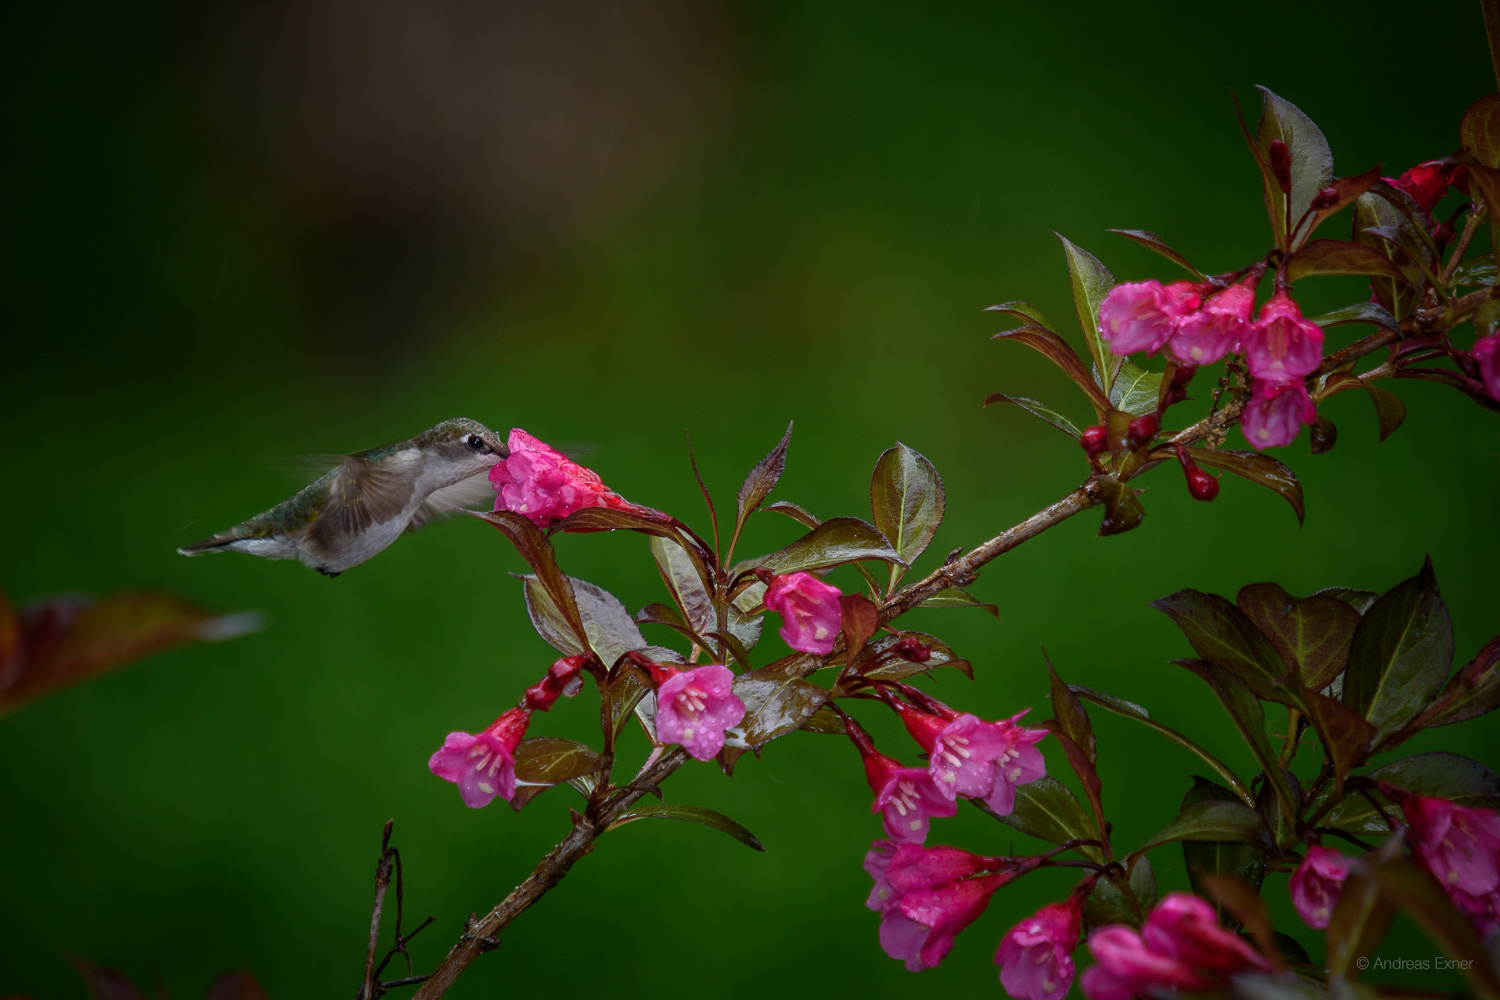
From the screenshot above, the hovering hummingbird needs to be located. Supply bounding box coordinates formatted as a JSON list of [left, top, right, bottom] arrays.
[[178, 418, 508, 576]]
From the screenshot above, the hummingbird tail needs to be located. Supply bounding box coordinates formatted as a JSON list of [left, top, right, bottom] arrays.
[[177, 528, 251, 556]]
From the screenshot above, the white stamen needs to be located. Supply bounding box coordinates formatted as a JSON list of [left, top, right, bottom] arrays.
[[892, 798, 909, 817], [683, 727, 695, 740], [477, 781, 495, 794], [813, 625, 829, 640], [474, 751, 493, 771], [943, 750, 964, 767]]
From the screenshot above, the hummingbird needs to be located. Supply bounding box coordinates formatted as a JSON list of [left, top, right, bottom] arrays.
[[178, 418, 509, 576]]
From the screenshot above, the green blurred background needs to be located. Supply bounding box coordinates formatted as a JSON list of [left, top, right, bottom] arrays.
[[4, 1, 1497, 996]]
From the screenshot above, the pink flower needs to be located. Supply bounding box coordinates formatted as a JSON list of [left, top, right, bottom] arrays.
[[864, 840, 899, 912], [880, 874, 1009, 971], [428, 707, 531, 808], [1290, 846, 1354, 930], [1099, 280, 1202, 356], [1245, 291, 1324, 382], [490, 428, 636, 529], [1241, 378, 1316, 450], [1141, 892, 1268, 974], [1387, 160, 1462, 213], [763, 572, 843, 654], [894, 701, 1048, 813], [866, 753, 959, 844], [996, 898, 1084, 1000], [866, 840, 1006, 911], [1167, 283, 1254, 365], [1080, 925, 1208, 1000], [1474, 334, 1500, 402], [1080, 893, 1267, 1000], [650, 664, 745, 761], [1402, 795, 1500, 935]]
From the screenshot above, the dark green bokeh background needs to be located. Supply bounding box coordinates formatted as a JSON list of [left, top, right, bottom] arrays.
[[4, 2, 1497, 997]]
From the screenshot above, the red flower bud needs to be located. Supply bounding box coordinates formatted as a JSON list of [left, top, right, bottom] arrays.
[[1311, 186, 1340, 209], [895, 636, 932, 663], [1126, 413, 1160, 449], [1269, 140, 1292, 194], [1176, 443, 1219, 501], [1080, 425, 1109, 458]]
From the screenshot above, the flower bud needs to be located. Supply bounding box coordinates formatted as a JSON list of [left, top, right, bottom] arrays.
[[1080, 425, 1109, 458], [895, 636, 932, 662], [1175, 443, 1219, 502], [1126, 413, 1159, 449], [1269, 139, 1292, 194], [1311, 186, 1340, 209]]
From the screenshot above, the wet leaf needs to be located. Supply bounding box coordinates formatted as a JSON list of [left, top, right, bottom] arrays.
[[0, 590, 261, 714], [1314, 587, 1379, 615], [757, 516, 904, 575], [1055, 233, 1119, 396], [798, 703, 847, 735], [983, 393, 1082, 439], [1095, 477, 1144, 536], [1085, 856, 1157, 929], [1137, 799, 1270, 857], [734, 670, 830, 748], [1186, 449, 1304, 525], [987, 775, 1103, 862], [992, 324, 1110, 416], [1256, 87, 1334, 248], [1304, 165, 1382, 237], [1343, 557, 1453, 742], [1175, 659, 1299, 822], [1153, 591, 1298, 706], [1321, 753, 1500, 834], [839, 594, 879, 663], [1109, 361, 1163, 417], [1047, 661, 1095, 765], [650, 535, 713, 636], [1286, 239, 1408, 282], [555, 507, 714, 594], [917, 587, 999, 617], [735, 422, 793, 533], [483, 510, 585, 648], [1461, 94, 1500, 168], [856, 632, 973, 683], [607, 801, 765, 852], [1302, 692, 1376, 793], [1070, 686, 1252, 804], [634, 602, 708, 651], [512, 737, 605, 786], [1181, 777, 1268, 909], [1105, 228, 1204, 278], [1310, 414, 1338, 453], [523, 574, 645, 663], [1236, 582, 1360, 692], [1452, 255, 1499, 287], [870, 443, 944, 589], [1307, 300, 1400, 334]]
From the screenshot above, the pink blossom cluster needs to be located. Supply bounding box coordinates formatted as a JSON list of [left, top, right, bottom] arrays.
[[1099, 281, 1324, 449], [1402, 793, 1500, 935], [490, 428, 639, 528], [1080, 892, 1269, 999]]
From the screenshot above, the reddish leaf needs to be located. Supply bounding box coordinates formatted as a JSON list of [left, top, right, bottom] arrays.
[[1303, 692, 1376, 792], [1187, 449, 1304, 525], [1304, 165, 1381, 237], [65, 957, 147, 1000], [1106, 229, 1205, 278], [1285, 239, 1408, 282], [1461, 94, 1500, 168], [1094, 477, 1144, 537], [992, 324, 1109, 416], [1236, 582, 1360, 692], [839, 594, 879, 663], [735, 422, 793, 532]]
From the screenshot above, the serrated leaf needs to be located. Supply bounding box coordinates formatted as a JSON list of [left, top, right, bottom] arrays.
[[1070, 686, 1252, 804], [1055, 233, 1119, 395], [1461, 94, 1500, 168], [992, 324, 1110, 416], [1286, 239, 1408, 281], [1256, 87, 1334, 248], [1181, 777, 1268, 911], [1321, 753, 1500, 834], [735, 422, 793, 534], [1135, 799, 1269, 856], [1343, 557, 1453, 742], [917, 587, 1000, 617], [1187, 449, 1304, 525], [757, 516, 905, 576], [983, 393, 1082, 439], [1175, 659, 1299, 824], [733, 670, 830, 748], [522, 574, 646, 664], [1105, 229, 1204, 278], [608, 801, 765, 852], [1085, 856, 1157, 928], [1109, 361, 1163, 417], [1236, 582, 1360, 692], [870, 443, 944, 590], [986, 775, 1102, 862], [1153, 591, 1299, 706], [1307, 301, 1400, 334], [1095, 477, 1144, 537], [983, 299, 1054, 328], [855, 632, 973, 683]]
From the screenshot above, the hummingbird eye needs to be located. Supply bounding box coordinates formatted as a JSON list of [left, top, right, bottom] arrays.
[[466, 435, 485, 451]]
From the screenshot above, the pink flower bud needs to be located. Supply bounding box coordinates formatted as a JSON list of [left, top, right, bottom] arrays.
[[1168, 283, 1254, 366], [1080, 892, 1267, 1000], [1240, 378, 1317, 450], [1245, 292, 1323, 382], [1080, 425, 1109, 458], [1474, 334, 1500, 403], [1401, 794, 1500, 935], [1311, 186, 1341, 209], [1141, 892, 1268, 974], [522, 654, 589, 711], [1268, 139, 1292, 194], [1387, 160, 1461, 212], [1080, 925, 1207, 1000], [651, 664, 746, 761], [428, 707, 531, 808], [1290, 846, 1354, 930], [996, 897, 1084, 1000], [1098, 281, 1201, 356], [489, 429, 637, 529], [763, 571, 843, 654]]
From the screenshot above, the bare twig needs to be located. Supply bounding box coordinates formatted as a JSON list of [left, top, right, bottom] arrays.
[[360, 820, 397, 1000]]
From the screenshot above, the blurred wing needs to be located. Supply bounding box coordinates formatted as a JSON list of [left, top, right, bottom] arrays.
[[306, 457, 416, 554], [405, 471, 496, 533]]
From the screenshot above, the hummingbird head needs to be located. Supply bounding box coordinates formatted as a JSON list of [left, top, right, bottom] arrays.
[[418, 418, 510, 482]]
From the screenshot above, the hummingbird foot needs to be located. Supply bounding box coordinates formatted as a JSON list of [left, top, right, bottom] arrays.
[[316, 567, 341, 578]]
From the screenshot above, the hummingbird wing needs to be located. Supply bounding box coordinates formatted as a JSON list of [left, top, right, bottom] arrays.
[[404, 471, 496, 533], [304, 456, 416, 557]]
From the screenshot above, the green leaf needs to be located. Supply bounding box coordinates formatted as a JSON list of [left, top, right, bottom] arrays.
[[982, 393, 1082, 439], [1095, 477, 1144, 537], [650, 535, 714, 637], [1134, 799, 1269, 857], [1180, 777, 1268, 910], [607, 802, 765, 852], [1461, 94, 1500, 168], [983, 299, 1054, 328], [1085, 856, 1158, 929], [510, 737, 605, 811], [917, 587, 1000, 617], [985, 775, 1102, 862], [733, 669, 830, 748], [870, 443, 945, 591], [1175, 659, 1299, 824], [1186, 449, 1304, 525], [1055, 233, 1119, 396], [1322, 753, 1500, 834], [735, 422, 793, 536], [1343, 557, 1453, 743], [991, 324, 1110, 416], [1256, 87, 1334, 248], [1451, 255, 1499, 287], [1069, 686, 1252, 805], [1105, 229, 1205, 278], [1307, 300, 1401, 335], [1153, 591, 1299, 707], [479, 511, 587, 648], [1108, 361, 1163, 417], [1286, 238, 1408, 282], [1236, 582, 1360, 692], [756, 516, 905, 576], [855, 632, 973, 683]]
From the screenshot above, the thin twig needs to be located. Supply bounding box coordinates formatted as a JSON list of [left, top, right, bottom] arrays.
[[360, 820, 397, 1000]]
